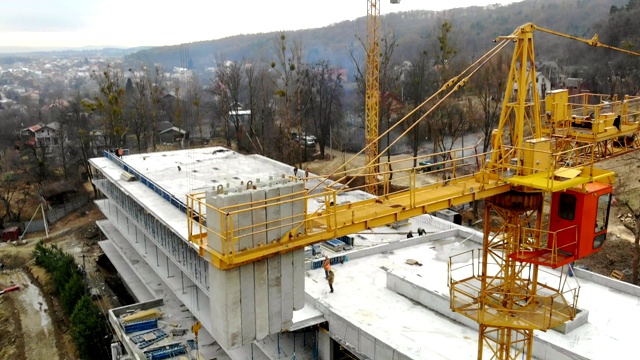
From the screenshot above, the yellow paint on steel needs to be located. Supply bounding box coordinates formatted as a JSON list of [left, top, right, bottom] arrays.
[[188, 177, 510, 270], [505, 167, 615, 192], [364, 0, 381, 195]]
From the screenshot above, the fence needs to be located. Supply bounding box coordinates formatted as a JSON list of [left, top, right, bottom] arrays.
[[46, 194, 91, 224], [4, 194, 91, 236]]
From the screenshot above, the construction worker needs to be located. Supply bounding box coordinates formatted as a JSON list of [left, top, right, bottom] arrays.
[[323, 255, 331, 279], [327, 269, 335, 293]]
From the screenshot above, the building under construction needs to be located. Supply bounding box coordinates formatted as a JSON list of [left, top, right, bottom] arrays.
[[91, 146, 639, 360]]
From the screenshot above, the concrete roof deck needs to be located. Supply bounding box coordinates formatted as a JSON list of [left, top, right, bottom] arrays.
[[89, 147, 332, 241], [303, 220, 640, 360], [111, 147, 297, 195]]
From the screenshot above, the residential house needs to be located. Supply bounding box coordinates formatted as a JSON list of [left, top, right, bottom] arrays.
[[511, 71, 553, 99], [564, 77, 588, 95], [536, 72, 552, 98], [159, 126, 188, 144], [20, 122, 62, 147]]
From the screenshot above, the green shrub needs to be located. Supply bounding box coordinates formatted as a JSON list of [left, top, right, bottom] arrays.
[[61, 273, 85, 315], [70, 296, 111, 360]]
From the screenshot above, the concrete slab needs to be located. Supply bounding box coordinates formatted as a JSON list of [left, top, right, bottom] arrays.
[[267, 255, 282, 334], [254, 259, 269, 339], [98, 238, 154, 303], [240, 264, 256, 345]]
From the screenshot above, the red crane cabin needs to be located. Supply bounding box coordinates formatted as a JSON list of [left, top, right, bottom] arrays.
[[548, 181, 612, 266]]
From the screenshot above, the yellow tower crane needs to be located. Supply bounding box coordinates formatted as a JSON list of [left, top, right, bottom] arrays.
[[364, 0, 400, 195], [187, 23, 640, 359], [450, 23, 640, 359]]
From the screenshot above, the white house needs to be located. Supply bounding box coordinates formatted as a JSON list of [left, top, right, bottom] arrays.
[[20, 122, 62, 147]]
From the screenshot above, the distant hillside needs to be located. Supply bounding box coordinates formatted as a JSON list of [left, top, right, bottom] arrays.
[[0, 46, 151, 57], [127, 0, 626, 77]]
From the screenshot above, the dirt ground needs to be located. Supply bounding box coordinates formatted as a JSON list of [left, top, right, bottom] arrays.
[[0, 203, 108, 360]]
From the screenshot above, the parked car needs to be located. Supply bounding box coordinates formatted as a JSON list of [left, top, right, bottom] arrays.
[[291, 132, 316, 147], [418, 160, 443, 173]]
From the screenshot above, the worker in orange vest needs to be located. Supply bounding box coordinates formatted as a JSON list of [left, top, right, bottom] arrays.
[[323, 255, 331, 279]]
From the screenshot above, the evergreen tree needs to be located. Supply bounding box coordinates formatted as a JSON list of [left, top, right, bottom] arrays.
[[70, 296, 111, 360]]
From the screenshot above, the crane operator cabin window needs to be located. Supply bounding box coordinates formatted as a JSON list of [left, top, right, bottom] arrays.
[[593, 193, 611, 249], [558, 193, 576, 220]]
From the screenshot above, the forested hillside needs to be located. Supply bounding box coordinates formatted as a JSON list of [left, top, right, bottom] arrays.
[[126, 0, 627, 76]]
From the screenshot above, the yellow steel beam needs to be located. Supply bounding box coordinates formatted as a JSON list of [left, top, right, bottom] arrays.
[[192, 177, 510, 269], [505, 167, 616, 192]]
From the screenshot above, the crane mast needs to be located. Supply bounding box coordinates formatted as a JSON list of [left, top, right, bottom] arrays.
[[451, 23, 640, 360], [364, 0, 382, 195]]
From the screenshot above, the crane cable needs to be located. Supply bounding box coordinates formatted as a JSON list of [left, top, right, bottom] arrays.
[[284, 38, 513, 239], [305, 38, 512, 194]]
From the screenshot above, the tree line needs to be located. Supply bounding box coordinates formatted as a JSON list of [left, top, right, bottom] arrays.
[[33, 242, 112, 360]]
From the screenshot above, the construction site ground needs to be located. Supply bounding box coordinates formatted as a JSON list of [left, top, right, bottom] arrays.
[[0, 149, 638, 359], [0, 203, 112, 360]]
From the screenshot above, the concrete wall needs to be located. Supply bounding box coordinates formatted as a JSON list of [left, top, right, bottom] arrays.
[[572, 267, 640, 297], [318, 328, 332, 360], [307, 293, 413, 360], [386, 268, 589, 360], [206, 180, 306, 350]]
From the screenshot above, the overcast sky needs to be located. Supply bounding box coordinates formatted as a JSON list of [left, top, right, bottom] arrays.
[[1, 0, 523, 48]]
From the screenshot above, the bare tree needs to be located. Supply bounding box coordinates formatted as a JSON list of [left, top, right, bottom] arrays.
[[470, 53, 508, 152], [271, 33, 304, 163], [127, 69, 150, 152], [402, 46, 438, 167], [188, 74, 204, 141], [253, 61, 277, 157], [85, 67, 127, 149], [0, 160, 31, 222], [216, 59, 245, 150], [306, 60, 344, 158], [430, 19, 467, 160], [148, 66, 166, 151], [349, 26, 402, 162], [70, 93, 99, 198]]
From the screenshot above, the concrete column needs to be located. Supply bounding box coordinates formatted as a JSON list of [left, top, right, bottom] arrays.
[[206, 191, 229, 254], [239, 264, 256, 346], [279, 184, 293, 236], [254, 259, 269, 339], [209, 265, 242, 349], [293, 249, 305, 310], [280, 252, 294, 329], [251, 189, 267, 247], [235, 191, 252, 252], [267, 255, 282, 335], [291, 181, 306, 310], [204, 181, 308, 349], [318, 328, 333, 360], [265, 187, 281, 244]]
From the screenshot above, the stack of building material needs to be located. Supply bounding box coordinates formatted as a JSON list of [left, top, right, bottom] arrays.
[[122, 309, 163, 324]]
